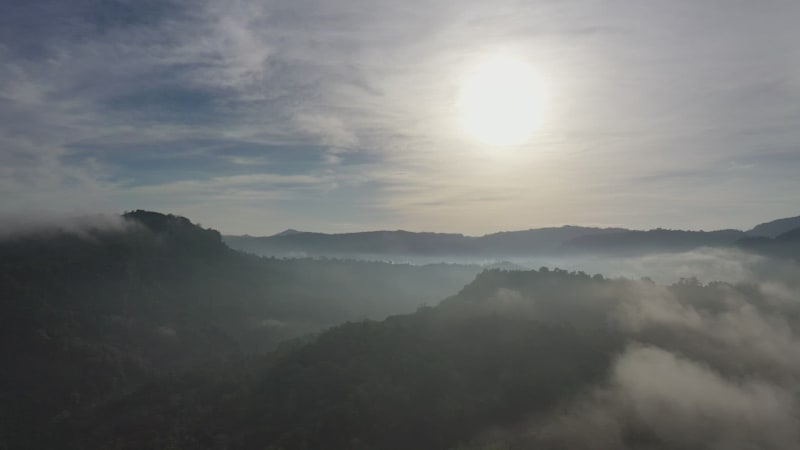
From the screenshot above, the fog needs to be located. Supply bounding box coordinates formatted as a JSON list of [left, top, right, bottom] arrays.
[[4, 210, 799, 449], [301, 246, 793, 286], [534, 345, 799, 450], [459, 254, 800, 449], [0, 212, 135, 240]]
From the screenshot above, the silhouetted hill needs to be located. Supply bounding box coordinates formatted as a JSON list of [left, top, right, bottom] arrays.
[[0, 211, 481, 449], [737, 226, 800, 260], [7, 212, 800, 450], [226, 230, 470, 256], [475, 225, 626, 254], [62, 269, 627, 450], [747, 215, 800, 238], [271, 228, 303, 237], [56, 267, 800, 450], [560, 228, 746, 256], [777, 227, 800, 242], [226, 225, 756, 258], [224, 226, 627, 257]]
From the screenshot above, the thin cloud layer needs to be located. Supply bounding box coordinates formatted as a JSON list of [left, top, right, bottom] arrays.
[[534, 345, 799, 450], [462, 264, 800, 449], [0, 212, 135, 240], [2, 0, 800, 233]]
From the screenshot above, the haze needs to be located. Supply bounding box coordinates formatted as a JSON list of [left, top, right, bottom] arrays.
[[3, 2, 800, 450], [3, 0, 800, 234]]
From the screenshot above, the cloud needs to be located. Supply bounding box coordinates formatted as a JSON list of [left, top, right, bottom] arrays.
[[534, 345, 800, 450], [438, 245, 800, 449], [616, 283, 800, 381], [460, 263, 800, 449], [0, 212, 135, 240], [2, 0, 800, 233], [495, 247, 800, 286]]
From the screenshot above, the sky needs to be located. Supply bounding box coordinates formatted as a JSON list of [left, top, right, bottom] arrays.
[[1, 0, 799, 235]]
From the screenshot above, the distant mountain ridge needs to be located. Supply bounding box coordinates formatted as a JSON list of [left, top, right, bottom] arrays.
[[737, 225, 800, 260], [560, 228, 746, 256], [224, 225, 627, 257], [271, 228, 303, 237], [3, 209, 798, 448], [746, 215, 800, 238], [225, 215, 800, 258]]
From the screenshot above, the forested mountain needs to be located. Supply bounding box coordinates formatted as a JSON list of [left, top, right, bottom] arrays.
[[746, 215, 800, 238], [0, 211, 480, 449], [51, 266, 800, 450], [560, 228, 746, 256], [43, 269, 627, 449], [225, 225, 724, 258], [4, 211, 800, 450], [226, 216, 800, 260], [737, 226, 800, 260], [227, 229, 477, 256]]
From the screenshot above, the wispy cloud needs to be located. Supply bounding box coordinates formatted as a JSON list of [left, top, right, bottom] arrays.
[[1, 0, 799, 233]]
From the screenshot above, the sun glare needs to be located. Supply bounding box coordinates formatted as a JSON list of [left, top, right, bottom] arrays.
[[458, 55, 543, 146]]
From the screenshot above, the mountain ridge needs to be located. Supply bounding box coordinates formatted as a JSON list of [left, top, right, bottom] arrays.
[[746, 215, 800, 238], [0, 210, 483, 449], [225, 216, 800, 258]]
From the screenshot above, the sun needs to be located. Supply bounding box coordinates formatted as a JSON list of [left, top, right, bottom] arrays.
[[457, 55, 543, 146]]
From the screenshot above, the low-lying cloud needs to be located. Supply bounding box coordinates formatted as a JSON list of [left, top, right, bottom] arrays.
[[467, 254, 800, 449], [0, 212, 135, 240], [534, 345, 799, 450]]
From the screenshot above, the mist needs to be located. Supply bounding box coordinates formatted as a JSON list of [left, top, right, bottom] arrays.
[[3, 0, 800, 445], [0, 212, 136, 240], [4, 210, 799, 449], [261, 245, 797, 286], [453, 258, 800, 449], [531, 344, 799, 450]]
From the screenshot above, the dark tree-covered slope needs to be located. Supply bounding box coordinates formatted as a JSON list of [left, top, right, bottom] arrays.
[[747, 215, 800, 238], [59, 267, 800, 450], [64, 268, 628, 450], [560, 228, 745, 256], [737, 226, 800, 260], [0, 211, 480, 449], [7, 212, 800, 450]]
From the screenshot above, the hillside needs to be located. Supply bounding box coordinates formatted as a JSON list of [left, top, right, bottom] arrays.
[[5, 212, 800, 450], [227, 216, 800, 260], [0, 211, 481, 449], [227, 226, 749, 259], [53, 267, 800, 450], [747, 215, 800, 237], [56, 269, 628, 449], [224, 226, 628, 258], [737, 226, 800, 260], [560, 228, 746, 255]]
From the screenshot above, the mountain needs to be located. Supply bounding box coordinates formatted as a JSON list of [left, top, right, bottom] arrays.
[[0, 210, 481, 449], [225, 230, 472, 256], [747, 215, 800, 238], [271, 228, 303, 237], [224, 226, 628, 258], [737, 226, 800, 260], [225, 225, 753, 258], [778, 227, 800, 241], [54, 267, 800, 450], [560, 228, 746, 256], [474, 225, 626, 254], [7, 212, 800, 449], [231, 218, 800, 260], [57, 268, 627, 449]]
